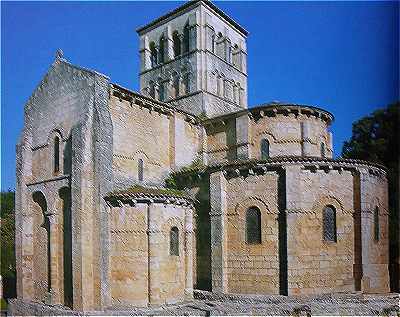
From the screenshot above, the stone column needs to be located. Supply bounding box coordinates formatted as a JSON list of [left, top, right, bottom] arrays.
[[48, 213, 61, 304], [301, 121, 312, 156], [166, 26, 174, 61], [240, 49, 247, 74], [210, 171, 228, 293], [360, 208, 372, 291], [184, 207, 194, 298], [188, 12, 200, 52], [140, 36, 151, 71], [359, 168, 371, 291], [199, 126, 208, 165], [147, 202, 162, 305]]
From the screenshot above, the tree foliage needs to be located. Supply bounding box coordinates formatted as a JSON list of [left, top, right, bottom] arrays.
[[1, 191, 14, 218], [342, 102, 399, 291], [1, 190, 16, 298], [342, 102, 398, 169]]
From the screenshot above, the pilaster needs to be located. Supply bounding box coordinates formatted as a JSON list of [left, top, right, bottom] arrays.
[[236, 114, 250, 160], [301, 121, 312, 156], [184, 207, 194, 298], [166, 26, 174, 61], [147, 202, 163, 305], [209, 171, 228, 293]]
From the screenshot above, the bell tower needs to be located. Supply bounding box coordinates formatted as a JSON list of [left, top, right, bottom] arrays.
[[137, 0, 248, 118]]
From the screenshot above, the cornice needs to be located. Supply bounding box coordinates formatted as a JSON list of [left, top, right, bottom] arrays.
[[171, 156, 387, 180], [110, 83, 199, 124], [201, 103, 335, 125]]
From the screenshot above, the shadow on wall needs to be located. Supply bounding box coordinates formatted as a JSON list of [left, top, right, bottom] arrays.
[[195, 177, 212, 291]]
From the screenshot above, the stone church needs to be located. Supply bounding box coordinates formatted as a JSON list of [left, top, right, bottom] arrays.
[[15, 0, 390, 312]]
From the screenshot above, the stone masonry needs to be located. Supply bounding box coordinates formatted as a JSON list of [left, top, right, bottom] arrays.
[[12, 1, 394, 315]]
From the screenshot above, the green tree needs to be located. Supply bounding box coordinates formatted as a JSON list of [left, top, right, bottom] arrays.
[[342, 102, 399, 292], [0, 190, 16, 298], [1, 191, 14, 218]]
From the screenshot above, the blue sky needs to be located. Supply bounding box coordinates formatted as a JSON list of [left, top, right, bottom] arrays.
[[1, 1, 399, 191]]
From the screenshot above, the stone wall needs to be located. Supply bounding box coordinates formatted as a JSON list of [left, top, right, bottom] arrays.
[[194, 159, 390, 297], [109, 94, 172, 188], [286, 166, 355, 295], [15, 57, 113, 311], [205, 118, 236, 164], [202, 106, 334, 167], [249, 113, 333, 159], [109, 90, 201, 189], [109, 201, 193, 307], [359, 168, 390, 293], [224, 172, 280, 294]]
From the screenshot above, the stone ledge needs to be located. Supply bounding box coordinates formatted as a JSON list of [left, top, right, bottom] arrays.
[[105, 185, 194, 207], [172, 156, 387, 178]]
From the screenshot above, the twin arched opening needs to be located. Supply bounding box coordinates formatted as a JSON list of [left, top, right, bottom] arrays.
[[30, 188, 73, 307]]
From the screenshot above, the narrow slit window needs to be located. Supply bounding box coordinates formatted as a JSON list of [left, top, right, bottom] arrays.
[[173, 31, 181, 57], [173, 76, 180, 98], [138, 159, 144, 182], [183, 24, 190, 53], [183, 73, 190, 94], [261, 139, 270, 160], [170, 227, 179, 256], [150, 42, 157, 67], [54, 136, 60, 173], [323, 205, 337, 242], [246, 207, 261, 244], [159, 36, 165, 63], [321, 142, 326, 157], [159, 82, 165, 101]]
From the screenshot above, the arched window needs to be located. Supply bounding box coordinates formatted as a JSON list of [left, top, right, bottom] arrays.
[[323, 205, 336, 242], [138, 158, 144, 182], [216, 75, 222, 96], [374, 207, 380, 241], [173, 31, 181, 57], [158, 82, 165, 101], [149, 81, 155, 98], [183, 24, 190, 53], [32, 191, 51, 293], [150, 42, 157, 67], [159, 36, 165, 63], [246, 207, 261, 244], [226, 45, 232, 63], [321, 142, 325, 157], [170, 227, 179, 256], [261, 139, 270, 160], [54, 136, 60, 173], [173, 75, 180, 98], [183, 73, 190, 94]]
